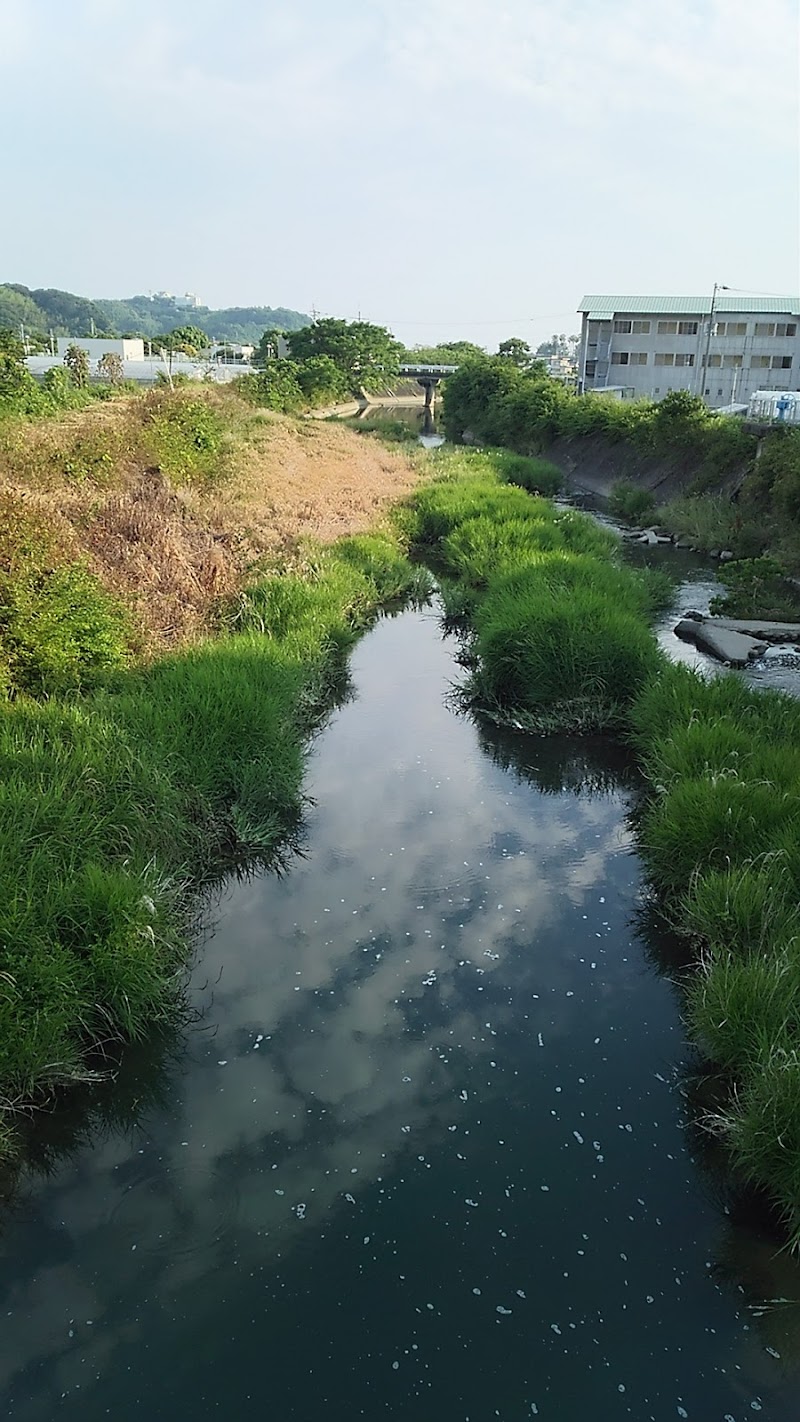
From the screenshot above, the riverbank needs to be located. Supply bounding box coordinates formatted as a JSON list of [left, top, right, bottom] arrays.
[[401, 446, 800, 1245], [441, 354, 800, 576], [0, 388, 428, 1151]]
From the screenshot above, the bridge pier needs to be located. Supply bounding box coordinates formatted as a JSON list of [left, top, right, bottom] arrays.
[[397, 364, 456, 416], [418, 377, 438, 412]]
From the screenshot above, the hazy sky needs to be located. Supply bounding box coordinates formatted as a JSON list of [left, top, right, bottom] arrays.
[[2, 0, 798, 348]]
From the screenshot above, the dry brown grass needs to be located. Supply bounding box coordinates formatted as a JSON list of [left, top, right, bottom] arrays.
[[0, 392, 424, 649]]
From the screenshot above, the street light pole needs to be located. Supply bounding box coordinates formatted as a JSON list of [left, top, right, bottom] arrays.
[[700, 282, 729, 403]]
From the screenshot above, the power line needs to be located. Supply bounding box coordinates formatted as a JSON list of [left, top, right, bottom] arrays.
[[366, 314, 578, 327]]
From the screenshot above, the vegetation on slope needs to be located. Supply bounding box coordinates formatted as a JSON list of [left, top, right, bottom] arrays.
[[442, 353, 800, 575]]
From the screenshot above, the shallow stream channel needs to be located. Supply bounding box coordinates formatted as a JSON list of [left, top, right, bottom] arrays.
[[3, 581, 800, 1420]]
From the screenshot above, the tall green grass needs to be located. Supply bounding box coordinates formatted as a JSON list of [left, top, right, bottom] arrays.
[[0, 528, 431, 1143], [402, 447, 660, 731], [627, 660, 800, 1241]]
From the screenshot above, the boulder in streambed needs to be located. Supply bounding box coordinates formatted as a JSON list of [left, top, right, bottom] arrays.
[[711, 617, 800, 643], [674, 619, 768, 667]]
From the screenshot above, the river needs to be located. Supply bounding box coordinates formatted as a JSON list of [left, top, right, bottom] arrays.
[[2, 588, 800, 1420]]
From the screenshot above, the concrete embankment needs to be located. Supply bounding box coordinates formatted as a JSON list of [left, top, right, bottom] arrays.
[[539, 431, 747, 501]]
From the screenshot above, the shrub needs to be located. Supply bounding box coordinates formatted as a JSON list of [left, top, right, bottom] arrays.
[[608, 479, 656, 522], [709, 555, 800, 621], [658, 493, 766, 557], [493, 451, 563, 496], [0, 500, 130, 695], [0, 560, 131, 695], [142, 391, 228, 486], [235, 362, 305, 414]]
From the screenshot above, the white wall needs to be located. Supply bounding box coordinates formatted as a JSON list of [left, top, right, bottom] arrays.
[[55, 337, 145, 361]]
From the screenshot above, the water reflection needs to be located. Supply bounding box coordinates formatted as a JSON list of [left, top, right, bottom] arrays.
[[2, 605, 800, 1420]]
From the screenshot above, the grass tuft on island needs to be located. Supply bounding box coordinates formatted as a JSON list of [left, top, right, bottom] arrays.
[[401, 446, 800, 1246], [400, 447, 665, 733]]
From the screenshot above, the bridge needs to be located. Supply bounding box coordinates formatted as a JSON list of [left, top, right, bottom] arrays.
[[397, 363, 458, 410]]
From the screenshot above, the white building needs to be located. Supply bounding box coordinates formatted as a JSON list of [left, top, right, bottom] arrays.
[[55, 337, 145, 361], [173, 292, 202, 309], [577, 296, 800, 408]]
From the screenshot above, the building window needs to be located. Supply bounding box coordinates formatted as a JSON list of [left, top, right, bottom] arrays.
[[657, 321, 678, 335], [728, 354, 743, 367], [714, 321, 748, 337], [752, 322, 795, 338], [632, 320, 651, 334], [674, 353, 695, 367], [772, 355, 793, 369], [613, 320, 632, 334], [751, 355, 771, 368], [611, 351, 630, 364], [584, 361, 596, 378], [678, 320, 699, 335], [629, 352, 648, 365], [654, 353, 675, 366], [706, 354, 722, 368]]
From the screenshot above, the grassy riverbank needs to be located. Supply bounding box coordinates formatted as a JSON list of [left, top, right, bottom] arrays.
[[0, 387, 427, 1150], [441, 353, 800, 575], [403, 447, 800, 1245]]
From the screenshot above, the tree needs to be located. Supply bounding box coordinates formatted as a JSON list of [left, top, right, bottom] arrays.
[[0, 328, 25, 366], [286, 318, 402, 395], [401, 340, 484, 365], [536, 333, 579, 361], [254, 328, 285, 365], [63, 344, 90, 388], [153, 325, 208, 358], [97, 351, 124, 386], [497, 337, 533, 368], [42, 367, 75, 404], [0, 328, 39, 407], [295, 355, 347, 404]]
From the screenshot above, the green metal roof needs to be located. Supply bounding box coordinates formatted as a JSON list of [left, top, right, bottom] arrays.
[[578, 294, 800, 317]]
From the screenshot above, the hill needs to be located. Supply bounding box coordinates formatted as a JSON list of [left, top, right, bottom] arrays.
[[0, 284, 310, 344]]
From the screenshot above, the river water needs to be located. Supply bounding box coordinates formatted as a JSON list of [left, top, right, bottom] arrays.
[[2, 597, 800, 1420]]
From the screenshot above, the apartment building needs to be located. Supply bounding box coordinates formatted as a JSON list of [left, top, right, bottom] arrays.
[[576, 296, 800, 407]]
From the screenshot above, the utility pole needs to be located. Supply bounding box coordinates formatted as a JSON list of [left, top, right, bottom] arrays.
[[700, 282, 729, 402]]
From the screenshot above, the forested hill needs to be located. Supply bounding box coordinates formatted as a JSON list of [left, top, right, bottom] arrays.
[[0, 284, 310, 343]]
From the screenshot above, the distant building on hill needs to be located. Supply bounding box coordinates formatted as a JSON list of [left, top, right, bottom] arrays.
[[577, 295, 800, 407], [173, 292, 202, 309]]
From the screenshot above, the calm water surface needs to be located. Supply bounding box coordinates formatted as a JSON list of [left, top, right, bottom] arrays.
[[2, 604, 800, 1420]]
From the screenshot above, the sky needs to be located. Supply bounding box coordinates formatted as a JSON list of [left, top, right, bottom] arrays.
[[1, 0, 798, 349]]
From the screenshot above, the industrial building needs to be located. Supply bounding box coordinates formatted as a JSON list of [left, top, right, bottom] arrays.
[[577, 295, 800, 407]]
